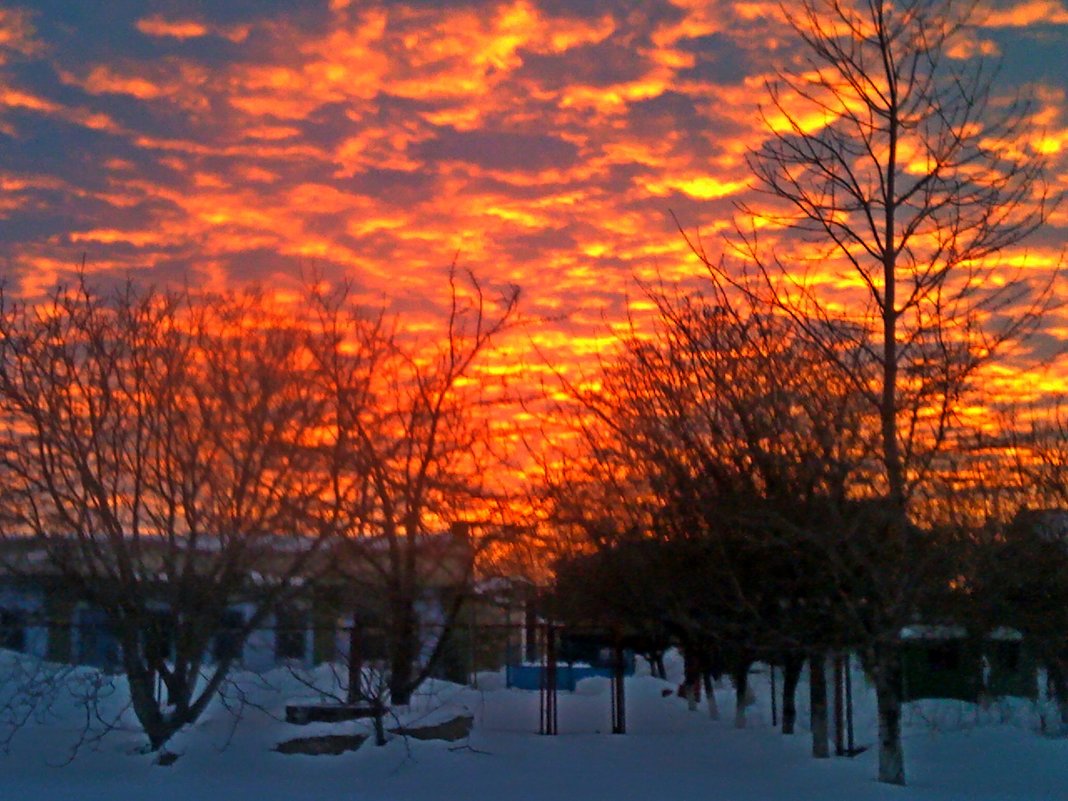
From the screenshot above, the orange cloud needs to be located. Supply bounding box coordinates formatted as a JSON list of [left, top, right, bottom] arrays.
[[982, 1, 1068, 27], [0, 87, 121, 133], [0, 7, 40, 63], [0, 0, 1061, 456], [0, 87, 58, 113], [62, 66, 167, 100], [136, 15, 249, 43], [644, 175, 751, 200]]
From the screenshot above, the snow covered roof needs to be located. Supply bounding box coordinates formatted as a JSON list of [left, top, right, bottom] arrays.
[[900, 625, 967, 640], [900, 625, 1024, 641]]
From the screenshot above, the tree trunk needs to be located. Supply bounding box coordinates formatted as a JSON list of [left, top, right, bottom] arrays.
[[643, 651, 665, 679], [872, 645, 906, 785], [646, 651, 666, 680], [372, 701, 388, 747], [781, 654, 803, 735], [685, 682, 699, 712], [809, 652, 829, 758], [703, 671, 719, 720], [120, 624, 175, 752], [1046, 660, 1068, 730], [388, 602, 418, 706], [127, 667, 172, 751], [733, 662, 751, 729], [683, 650, 700, 711]]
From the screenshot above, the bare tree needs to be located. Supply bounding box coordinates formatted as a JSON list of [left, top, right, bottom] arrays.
[[545, 279, 870, 743], [311, 268, 520, 710], [726, 0, 1057, 784], [0, 280, 337, 752], [1016, 408, 1068, 510]]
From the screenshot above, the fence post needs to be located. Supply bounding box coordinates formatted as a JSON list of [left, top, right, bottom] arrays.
[[845, 652, 855, 754], [611, 641, 626, 734], [539, 623, 558, 735], [770, 663, 778, 727], [834, 654, 845, 756], [347, 618, 363, 704]]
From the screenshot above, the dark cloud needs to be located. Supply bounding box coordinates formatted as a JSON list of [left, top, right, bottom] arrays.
[[348, 168, 437, 202], [623, 91, 719, 158], [496, 225, 578, 261], [416, 130, 579, 172], [680, 33, 755, 85], [519, 41, 653, 89]]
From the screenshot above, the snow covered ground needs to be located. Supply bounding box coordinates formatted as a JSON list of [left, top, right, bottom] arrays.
[[1, 651, 1066, 801]]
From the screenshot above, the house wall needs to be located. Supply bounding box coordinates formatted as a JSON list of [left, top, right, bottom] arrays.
[[0, 583, 321, 674], [225, 602, 273, 672], [71, 602, 121, 671], [1, 572, 480, 677], [230, 603, 315, 672]]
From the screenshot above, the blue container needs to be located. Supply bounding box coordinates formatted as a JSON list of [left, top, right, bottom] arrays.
[[506, 657, 635, 691]]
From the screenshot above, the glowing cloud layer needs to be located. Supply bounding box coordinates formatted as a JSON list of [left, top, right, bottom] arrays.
[[0, 0, 1065, 395]]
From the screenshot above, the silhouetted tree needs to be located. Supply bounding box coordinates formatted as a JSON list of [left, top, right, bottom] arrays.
[[311, 269, 520, 709], [546, 280, 869, 740], [726, 0, 1056, 783], [0, 280, 337, 752]]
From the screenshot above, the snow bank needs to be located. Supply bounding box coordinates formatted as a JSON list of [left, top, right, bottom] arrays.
[[0, 649, 1066, 801]]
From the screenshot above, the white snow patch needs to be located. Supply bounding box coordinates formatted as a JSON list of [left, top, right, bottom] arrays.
[[0, 649, 1065, 800]]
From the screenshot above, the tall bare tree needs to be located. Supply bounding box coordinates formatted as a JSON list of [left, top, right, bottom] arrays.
[[730, 0, 1057, 784], [0, 280, 339, 752], [311, 269, 520, 707]]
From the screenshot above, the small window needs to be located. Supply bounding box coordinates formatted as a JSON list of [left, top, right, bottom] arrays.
[[0, 608, 26, 652], [991, 640, 1020, 672], [214, 609, 245, 662], [76, 606, 119, 670], [275, 607, 306, 662], [928, 642, 961, 672]]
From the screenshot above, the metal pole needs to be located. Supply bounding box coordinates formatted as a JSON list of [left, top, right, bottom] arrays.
[[845, 652, 855, 754], [468, 608, 477, 689], [611, 642, 626, 734], [770, 663, 778, 727], [545, 624, 558, 735], [540, 623, 559, 735], [834, 654, 845, 756], [538, 624, 546, 734], [347, 619, 363, 704]]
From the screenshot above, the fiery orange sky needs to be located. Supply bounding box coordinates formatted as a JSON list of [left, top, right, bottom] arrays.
[[0, 0, 1065, 403]]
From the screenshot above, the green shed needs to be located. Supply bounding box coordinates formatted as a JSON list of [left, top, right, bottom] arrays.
[[900, 626, 1037, 702]]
